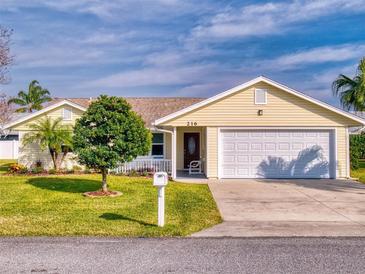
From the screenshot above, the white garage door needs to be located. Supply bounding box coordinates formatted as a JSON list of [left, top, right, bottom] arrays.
[[220, 129, 334, 179]]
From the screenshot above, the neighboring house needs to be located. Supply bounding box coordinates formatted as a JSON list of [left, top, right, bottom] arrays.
[[4, 76, 365, 179], [0, 113, 28, 159], [0, 134, 19, 159], [349, 112, 365, 134]]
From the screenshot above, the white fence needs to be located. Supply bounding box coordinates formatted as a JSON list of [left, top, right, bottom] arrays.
[[0, 140, 19, 159], [114, 159, 172, 174]]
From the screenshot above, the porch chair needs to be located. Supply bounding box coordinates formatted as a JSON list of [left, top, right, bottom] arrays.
[[189, 160, 202, 175]]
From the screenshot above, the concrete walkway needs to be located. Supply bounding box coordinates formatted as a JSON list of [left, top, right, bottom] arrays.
[[192, 179, 365, 237]]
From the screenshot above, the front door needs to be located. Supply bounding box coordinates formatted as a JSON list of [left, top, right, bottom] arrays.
[[184, 132, 200, 169]]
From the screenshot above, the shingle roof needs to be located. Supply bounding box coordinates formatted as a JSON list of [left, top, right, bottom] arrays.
[[50, 97, 205, 127]]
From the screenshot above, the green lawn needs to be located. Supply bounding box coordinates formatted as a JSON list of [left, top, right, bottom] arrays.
[[351, 159, 365, 184], [0, 174, 221, 236], [0, 159, 16, 174]]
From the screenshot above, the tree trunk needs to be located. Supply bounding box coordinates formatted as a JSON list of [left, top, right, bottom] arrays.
[[49, 149, 58, 171], [101, 168, 108, 193]]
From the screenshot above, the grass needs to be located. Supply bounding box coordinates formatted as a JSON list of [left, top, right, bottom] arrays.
[[0, 174, 221, 237], [0, 159, 16, 174], [351, 159, 365, 184]]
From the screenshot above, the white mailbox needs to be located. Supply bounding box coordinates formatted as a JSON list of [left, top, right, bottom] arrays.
[[153, 172, 168, 227], [153, 172, 168, 187]]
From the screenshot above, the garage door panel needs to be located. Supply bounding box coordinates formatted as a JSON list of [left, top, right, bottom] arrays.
[[221, 129, 333, 179], [237, 143, 249, 151]]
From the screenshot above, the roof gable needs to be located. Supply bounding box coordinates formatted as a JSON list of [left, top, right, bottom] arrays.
[[4, 97, 204, 130], [154, 76, 365, 125], [3, 100, 87, 130]]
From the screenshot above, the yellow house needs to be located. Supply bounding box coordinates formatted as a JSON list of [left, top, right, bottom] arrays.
[[4, 76, 365, 179]]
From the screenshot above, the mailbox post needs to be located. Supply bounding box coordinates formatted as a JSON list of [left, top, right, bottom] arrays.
[[153, 172, 168, 227]]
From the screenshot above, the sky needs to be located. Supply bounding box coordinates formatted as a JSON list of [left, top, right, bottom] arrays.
[[1, 0, 365, 107]]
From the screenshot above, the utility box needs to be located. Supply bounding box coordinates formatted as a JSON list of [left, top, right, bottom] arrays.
[[153, 172, 168, 187]]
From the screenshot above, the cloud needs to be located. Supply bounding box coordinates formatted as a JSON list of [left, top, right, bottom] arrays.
[[1, 0, 211, 20], [190, 0, 365, 40], [264, 44, 365, 69], [81, 63, 218, 88]]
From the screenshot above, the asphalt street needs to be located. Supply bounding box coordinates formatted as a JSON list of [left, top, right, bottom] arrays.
[[1, 237, 364, 273]]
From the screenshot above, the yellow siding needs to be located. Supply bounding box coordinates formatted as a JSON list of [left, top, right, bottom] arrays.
[[13, 105, 84, 131], [164, 133, 171, 160], [206, 127, 218, 178], [14, 105, 84, 169], [336, 127, 348, 178], [161, 82, 361, 127], [159, 82, 357, 179], [18, 131, 79, 169]]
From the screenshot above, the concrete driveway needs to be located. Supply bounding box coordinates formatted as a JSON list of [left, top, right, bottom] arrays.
[[192, 179, 365, 237]]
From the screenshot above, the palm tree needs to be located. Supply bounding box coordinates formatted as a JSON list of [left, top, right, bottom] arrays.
[[8, 80, 52, 113], [332, 57, 365, 111], [22, 117, 73, 171]]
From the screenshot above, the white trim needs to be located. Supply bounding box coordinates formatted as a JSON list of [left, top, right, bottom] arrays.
[[217, 127, 222, 179], [205, 127, 209, 177], [333, 128, 338, 179], [254, 88, 267, 105], [217, 127, 337, 179], [345, 127, 350, 178], [150, 132, 164, 159], [154, 76, 365, 125], [219, 126, 337, 130], [172, 127, 177, 179], [3, 100, 87, 129]]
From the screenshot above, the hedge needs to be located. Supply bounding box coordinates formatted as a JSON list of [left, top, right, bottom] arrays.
[[349, 134, 365, 169]]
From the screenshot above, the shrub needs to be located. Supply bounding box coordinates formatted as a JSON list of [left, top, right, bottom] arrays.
[[35, 160, 42, 168], [31, 167, 44, 174], [350, 134, 365, 169], [72, 165, 83, 172], [8, 163, 28, 174], [128, 170, 139, 177], [66, 169, 74, 174], [141, 170, 149, 177], [84, 168, 91, 174], [48, 168, 57, 174]]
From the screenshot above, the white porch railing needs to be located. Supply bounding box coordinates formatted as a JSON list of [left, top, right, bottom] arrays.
[[114, 159, 172, 174]]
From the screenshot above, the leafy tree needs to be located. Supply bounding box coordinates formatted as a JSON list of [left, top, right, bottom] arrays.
[[0, 25, 13, 84], [73, 95, 151, 193], [0, 93, 13, 134], [349, 134, 365, 170], [22, 117, 72, 171], [332, 57, 365, 111], [8, 80, 51, 113]]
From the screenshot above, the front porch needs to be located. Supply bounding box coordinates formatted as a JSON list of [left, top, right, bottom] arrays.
[[169, 126, 207, 180], [175, 170, 209, 184], [114, 126, 209, 181]]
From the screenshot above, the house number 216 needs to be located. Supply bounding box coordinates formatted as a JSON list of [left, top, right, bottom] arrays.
[[187, 121, 198, 126]]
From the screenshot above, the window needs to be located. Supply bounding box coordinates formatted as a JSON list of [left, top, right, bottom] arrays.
[[63, 108, 72, 121], [255, 89, 267, 104], [151, 133, 164, 158]]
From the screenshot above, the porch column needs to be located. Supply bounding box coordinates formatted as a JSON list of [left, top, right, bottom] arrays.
[[172, 127, 177, 179]]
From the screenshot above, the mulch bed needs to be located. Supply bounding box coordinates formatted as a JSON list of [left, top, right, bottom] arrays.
[[83, 190, 123, 198]]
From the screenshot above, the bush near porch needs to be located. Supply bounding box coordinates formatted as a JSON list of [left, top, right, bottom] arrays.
[[351, 159, 365, 184], [0, 174, 221, 236]]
